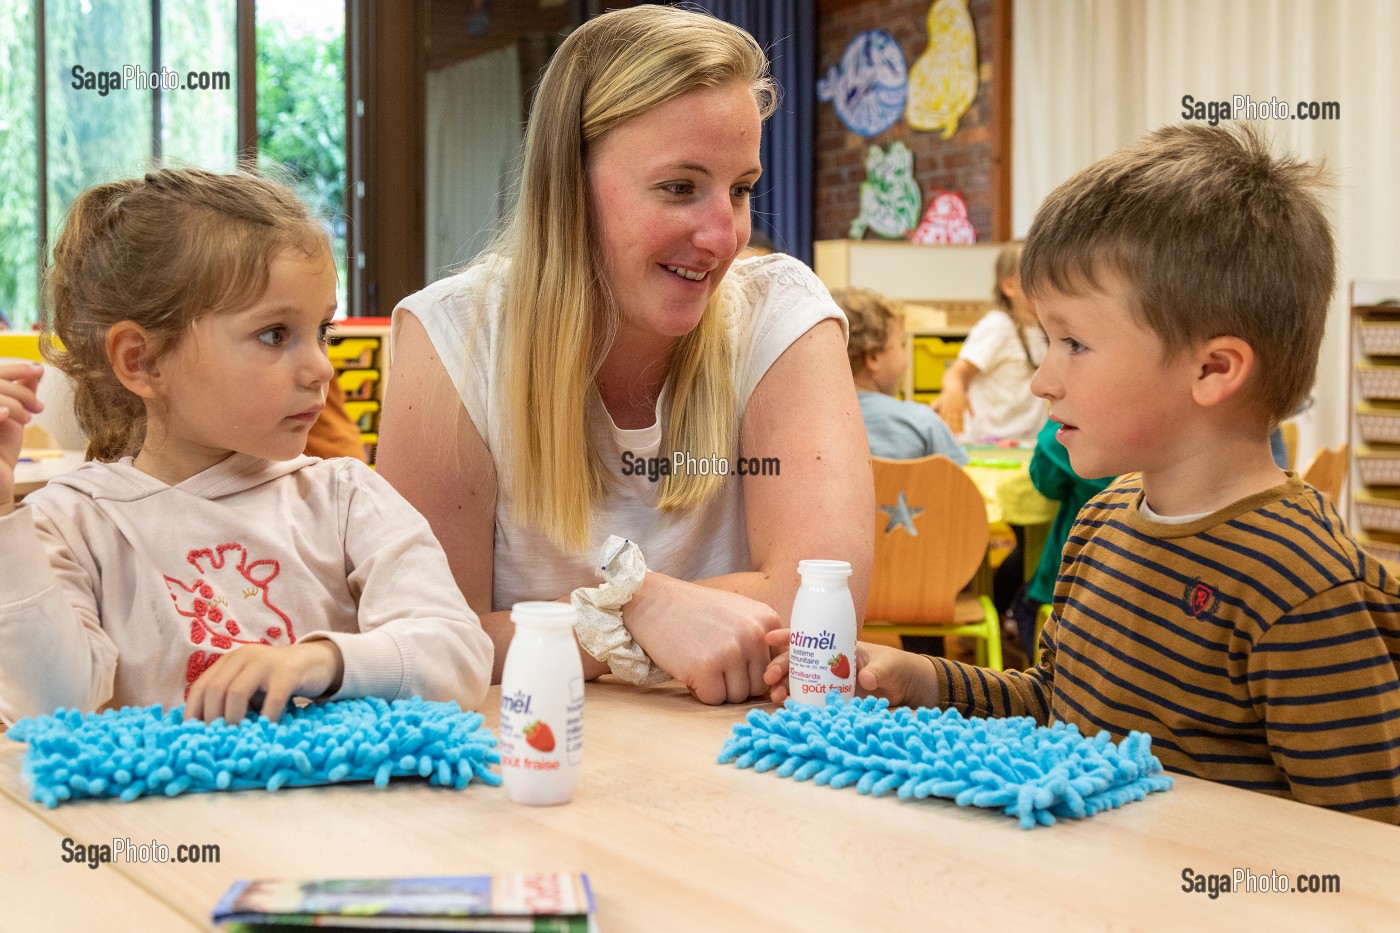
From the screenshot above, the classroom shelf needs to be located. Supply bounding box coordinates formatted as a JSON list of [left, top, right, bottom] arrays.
[[1350, 280, 1400, 574], [330, 319, 391, 465]]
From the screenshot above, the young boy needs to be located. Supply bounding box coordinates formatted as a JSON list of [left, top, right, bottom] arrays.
[[836, 286, 967, 464], [769, 123, 1400, 824]]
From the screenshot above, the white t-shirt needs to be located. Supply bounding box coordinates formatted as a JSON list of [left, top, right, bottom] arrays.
[[956, 308, 1049, 443], [394, 254, 846, 611]]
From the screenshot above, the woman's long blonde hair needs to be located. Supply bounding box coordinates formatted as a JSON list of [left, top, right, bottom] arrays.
[[492, 6, 777, 552]]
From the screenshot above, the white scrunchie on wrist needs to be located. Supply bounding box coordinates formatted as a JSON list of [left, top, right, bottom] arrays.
[[569, 535, 670, 685]]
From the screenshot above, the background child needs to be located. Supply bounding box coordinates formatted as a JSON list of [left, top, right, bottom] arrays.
[[769, 124, 1400, 824], [936, 242, 1048, 443], [0, 167, 492, 726], [836, 286, 967, 464]]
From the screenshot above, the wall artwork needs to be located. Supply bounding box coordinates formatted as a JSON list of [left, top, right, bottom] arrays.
[[817, 29, 908, 138], [908, 190, 977, 244], [905, 0, 978, 139], [849, 141, 922, 239]]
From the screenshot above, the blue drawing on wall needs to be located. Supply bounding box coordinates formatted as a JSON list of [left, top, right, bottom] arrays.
[[817, 30, 908, 138]]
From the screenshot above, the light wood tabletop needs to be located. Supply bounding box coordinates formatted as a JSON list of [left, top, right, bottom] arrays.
[[4, 681, 1399, 930]]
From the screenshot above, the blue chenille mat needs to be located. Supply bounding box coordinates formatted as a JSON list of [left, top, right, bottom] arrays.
[[8, 697, 500, 808], [718, 696, 1172, 828]]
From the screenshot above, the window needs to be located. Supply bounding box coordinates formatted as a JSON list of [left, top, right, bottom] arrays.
[[257, 0, 346, 312], [0, 0, 348, 331], [0, 0, 39, 331]]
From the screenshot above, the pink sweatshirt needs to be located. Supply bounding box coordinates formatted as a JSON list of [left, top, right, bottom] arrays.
[[0, 454, 492, 723]]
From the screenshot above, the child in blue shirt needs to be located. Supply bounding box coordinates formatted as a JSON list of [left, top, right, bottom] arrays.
[[836, 287, 967, 465]]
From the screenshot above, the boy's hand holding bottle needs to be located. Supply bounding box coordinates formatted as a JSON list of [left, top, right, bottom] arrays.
[[0, 362, 45, 516], [762, 628, 942, 709]]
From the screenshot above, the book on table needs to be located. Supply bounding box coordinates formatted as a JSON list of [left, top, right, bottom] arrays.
[[211, 872, 596, 932]]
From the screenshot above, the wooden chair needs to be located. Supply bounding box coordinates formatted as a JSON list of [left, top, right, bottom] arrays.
[[21, 424, 56, 450], [1034, 602, 1052, 665], [865, 455, 1003, 669], [1280, 420, 1299, 471], [1301, 443, 1349, 503]]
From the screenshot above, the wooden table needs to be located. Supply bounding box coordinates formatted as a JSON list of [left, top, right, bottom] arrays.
[[963, 443, 1057, 527], [4, 682, 1398, 929]]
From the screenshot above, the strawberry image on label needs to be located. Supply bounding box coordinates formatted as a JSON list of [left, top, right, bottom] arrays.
[[524, 720, 555, 753], [828, 653, 851, 679]]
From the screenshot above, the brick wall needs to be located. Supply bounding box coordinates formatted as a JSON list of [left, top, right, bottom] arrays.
[[815, 0, 999, 243]]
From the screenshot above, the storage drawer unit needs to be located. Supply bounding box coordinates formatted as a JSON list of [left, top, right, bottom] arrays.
[[328, 321, 391, 464], [1356, 449, 1400, 487], [1355, 364, 1400, 401], [337, 368, 381, 401], [344, 399, 381, 434]]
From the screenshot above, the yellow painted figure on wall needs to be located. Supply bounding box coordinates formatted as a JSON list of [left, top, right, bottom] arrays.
[[906, 0, 978, 138]]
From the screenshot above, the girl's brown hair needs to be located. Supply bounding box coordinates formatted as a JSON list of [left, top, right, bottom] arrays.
[[42, 166, 326, 461], [992, 241, 1024, 313]]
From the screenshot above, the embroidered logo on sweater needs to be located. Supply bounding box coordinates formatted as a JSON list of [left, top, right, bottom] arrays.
[[164, 543, 295, 693], [1183, 579, 1218, 619]]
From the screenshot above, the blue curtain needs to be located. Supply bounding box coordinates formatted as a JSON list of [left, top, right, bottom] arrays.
[[691, 0, 816, 266]]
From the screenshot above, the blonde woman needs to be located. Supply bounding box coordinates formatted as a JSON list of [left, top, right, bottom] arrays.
[[378, 7, 873, 705]]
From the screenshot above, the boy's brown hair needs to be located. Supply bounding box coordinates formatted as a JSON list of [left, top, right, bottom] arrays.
[[834, 286, 901, 377], [1021, 122, 1334, 423]]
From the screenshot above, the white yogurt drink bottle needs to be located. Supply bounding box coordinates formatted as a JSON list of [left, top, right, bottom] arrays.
[[499, 602, 584, 805], [787, 559, 857, 705]]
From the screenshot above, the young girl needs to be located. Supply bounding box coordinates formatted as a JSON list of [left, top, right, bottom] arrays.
[[935, 242, 1048, 443], [0, 167, 492, 726]]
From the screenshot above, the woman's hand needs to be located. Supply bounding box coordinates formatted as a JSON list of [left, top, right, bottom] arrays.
[[763, 629, 941, 708], [184, 640, 344, 723], [0, 362, 44, 514], [625, 571, 779, 705]]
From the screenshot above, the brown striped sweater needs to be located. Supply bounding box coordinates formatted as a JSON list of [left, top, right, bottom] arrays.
[[931, 475, 1400, 824]]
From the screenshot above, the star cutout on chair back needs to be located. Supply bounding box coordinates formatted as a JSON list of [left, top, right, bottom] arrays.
[[879, 490, 924, 535]]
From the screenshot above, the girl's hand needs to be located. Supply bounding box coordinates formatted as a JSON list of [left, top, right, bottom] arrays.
[[933, 384, 971, 436], [0, 362, 45, 512], [932, 359, 978, 437], [624, 572, 780, 705], [763, 631, 941, 708], [184, 640, 344, 723]]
